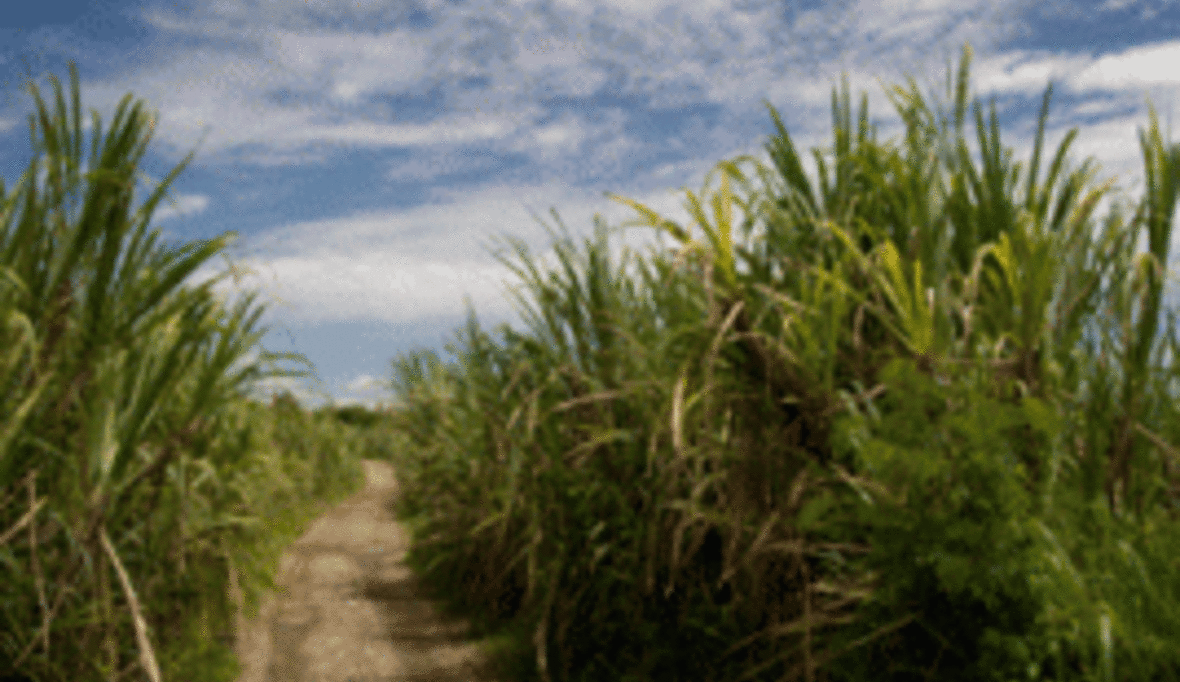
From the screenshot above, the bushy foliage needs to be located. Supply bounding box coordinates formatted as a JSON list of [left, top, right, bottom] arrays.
[[822, 357, 1051, 681], [384, 41, 1180, 682], [0, 64, 367, 682]]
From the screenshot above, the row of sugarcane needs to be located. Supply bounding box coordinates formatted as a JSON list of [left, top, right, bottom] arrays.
[[0, 63, 370, 681], [381, 43, 1180, 682]]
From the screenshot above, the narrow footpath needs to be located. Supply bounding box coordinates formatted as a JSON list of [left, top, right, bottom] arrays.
[[233, 459, 503, 682]]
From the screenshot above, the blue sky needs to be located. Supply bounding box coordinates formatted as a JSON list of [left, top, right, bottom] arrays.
[[1, 0, 1178, 412]]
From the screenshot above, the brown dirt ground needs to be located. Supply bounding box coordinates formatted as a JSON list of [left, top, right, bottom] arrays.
[[233, 459, 504, 682]]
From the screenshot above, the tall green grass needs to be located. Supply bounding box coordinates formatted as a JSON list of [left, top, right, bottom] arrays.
[[0, 64, 369, 681], [384, 43, 1180, 681]]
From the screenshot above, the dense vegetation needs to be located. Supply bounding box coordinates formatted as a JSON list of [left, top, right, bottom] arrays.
[[383, 43, 1180, 682], [0, 64, 372, 681], [4, 39, 1180, 682]]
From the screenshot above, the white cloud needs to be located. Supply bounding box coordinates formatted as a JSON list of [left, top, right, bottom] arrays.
[[959, 40, 1180, 102], [1074, 41, 1180, 89], [149, 193, 210, 222], [269, 31, 433, 103], [969, 50, 1096, 97], [185, 147, 785, 328]]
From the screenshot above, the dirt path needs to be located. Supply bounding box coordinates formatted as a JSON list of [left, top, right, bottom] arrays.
[[233, 459, 503, 682]]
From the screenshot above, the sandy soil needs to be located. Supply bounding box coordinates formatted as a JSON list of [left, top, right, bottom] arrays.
[[233, 459, 503, 682]]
